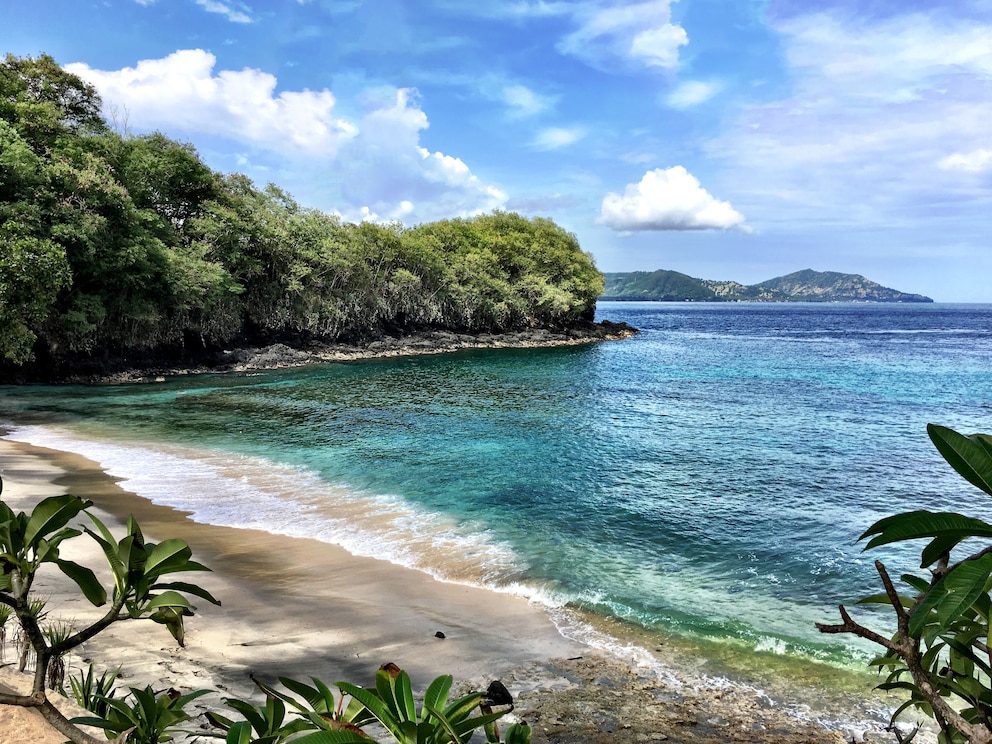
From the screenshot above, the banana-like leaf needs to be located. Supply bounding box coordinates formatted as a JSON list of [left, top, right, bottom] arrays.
[[292, 730, 372, 744], [143, 539, 193, 573], [156, 581, 221, 606], [504, 722, 532, 744], [928, 424, 992, 497], [861, 511, 992, 555], [423, 675, 453, 723], [901, 574, 932, 594], [909, 554, 992, 637], [223, 720, 251, 744], [276, 676, 330, 712], [23, 495, 91, 548], [55, 558, 107, 606], [336, 682, 403, 742], [144, 590, 194, 612]]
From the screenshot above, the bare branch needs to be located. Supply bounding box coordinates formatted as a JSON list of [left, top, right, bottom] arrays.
[[876, 561, 911, 639], [816, 605, 901, 653]]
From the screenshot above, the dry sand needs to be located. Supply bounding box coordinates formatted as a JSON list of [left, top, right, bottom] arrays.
[[0, 438, 920, 743]]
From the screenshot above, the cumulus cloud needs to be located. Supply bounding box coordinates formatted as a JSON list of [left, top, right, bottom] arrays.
[[66, 50, 506, 223], [533, 126, 586, 150], [598, 167, 747, 231], [67, 50, 353, 156], [558, 0, 687, 71]]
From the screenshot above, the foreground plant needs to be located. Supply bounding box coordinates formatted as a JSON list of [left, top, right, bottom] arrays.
[[209, 665, 528, 744], [0, 484, 219, 744], [818, 424, 992, 744], [73, 684, 211, 743], [0, 485, 529, 743]]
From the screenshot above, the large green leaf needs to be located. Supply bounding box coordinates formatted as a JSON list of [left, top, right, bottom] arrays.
[[929, 424, 992, 497], [336, 682, 403, 741], [55, 558, 107, 606], [156, 580, 221, 606], [292, 730, 371, 744], [23, 495, 91, 548], [909, 554, 992, 637], [423, 675, 452, 723], [143, 539, 194, 576], [861, 511, 992, 564], [144, 590, 193, 612]]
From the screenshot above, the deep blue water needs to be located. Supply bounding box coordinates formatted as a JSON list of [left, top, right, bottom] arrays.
[[3, 302, 992, 669]]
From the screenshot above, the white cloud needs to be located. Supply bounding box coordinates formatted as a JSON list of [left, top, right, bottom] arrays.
[[558, 0, 687, 71], [939, 149, 992, 173], [533, 127, 586, 150], [704, 11, 992, 227], [598, 166, 747, 231], [66, 50, 506, 223], [666, 80, 720, 109], [67, 50, 352, 157], [501, 84, 552, 118], [195, 0, 253, 23]]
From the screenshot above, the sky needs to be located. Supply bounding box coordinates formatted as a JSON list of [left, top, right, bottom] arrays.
[[6, 1, 992, 301]]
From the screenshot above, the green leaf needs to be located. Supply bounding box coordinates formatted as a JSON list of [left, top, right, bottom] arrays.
[[337, 682, 403, 741], [143, 539, 194, 576], [929, 424, 992, 497], [155, 580, 221, 606], [909, 554, 992, 637], [423, 675, 452, 722], [55, 558, 107, 606], [291, 730, 372, 744], [144, 590, 194, 612], [504, 722, 532, 744], [23, 495, 91, 548], [860, 511, 992, 565]]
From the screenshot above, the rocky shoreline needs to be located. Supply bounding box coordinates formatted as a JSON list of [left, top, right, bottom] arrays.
[[39, 320, 638, 384]]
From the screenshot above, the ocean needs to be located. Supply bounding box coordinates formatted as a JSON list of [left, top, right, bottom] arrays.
[[3, 301, 991, 677]]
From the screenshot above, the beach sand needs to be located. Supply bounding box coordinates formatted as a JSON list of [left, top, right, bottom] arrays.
[[0, 438, 915, 743]]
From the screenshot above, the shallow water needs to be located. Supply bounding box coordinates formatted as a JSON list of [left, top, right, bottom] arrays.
[[3, 301, 991, 676]]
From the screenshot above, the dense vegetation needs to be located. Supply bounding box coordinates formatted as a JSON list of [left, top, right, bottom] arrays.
[[0, 53, 604, 376], [603, 268, 933, 302]]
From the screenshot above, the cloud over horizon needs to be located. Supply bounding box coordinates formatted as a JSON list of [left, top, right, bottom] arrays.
[[598, 167, 748, 232]]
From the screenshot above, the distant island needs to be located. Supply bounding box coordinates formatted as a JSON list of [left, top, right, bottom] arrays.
[[602, 269, 933, 303]]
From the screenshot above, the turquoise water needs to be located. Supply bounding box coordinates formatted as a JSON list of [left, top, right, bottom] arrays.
[[3, 301, 991, 670]]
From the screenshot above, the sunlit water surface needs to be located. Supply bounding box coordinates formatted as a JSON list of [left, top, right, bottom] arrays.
[[3, 302, 991, 685]]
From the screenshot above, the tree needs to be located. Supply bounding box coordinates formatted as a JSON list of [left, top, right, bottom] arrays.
[[818, 424, 992, 744]]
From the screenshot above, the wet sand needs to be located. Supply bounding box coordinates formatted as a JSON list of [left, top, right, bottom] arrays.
[[0, 438, 923, 743]]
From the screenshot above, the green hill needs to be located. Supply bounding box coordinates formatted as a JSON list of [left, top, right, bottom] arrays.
[[602, 269, 932, 303]]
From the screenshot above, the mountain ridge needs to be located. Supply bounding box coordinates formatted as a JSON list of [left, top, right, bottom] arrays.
[[601, 269, 933, 303]]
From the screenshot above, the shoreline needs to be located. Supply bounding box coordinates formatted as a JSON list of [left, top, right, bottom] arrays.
[[2, 321, 638, 385], [0, 436, 924, 742]]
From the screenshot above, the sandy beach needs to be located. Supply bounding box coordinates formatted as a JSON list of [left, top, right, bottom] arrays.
[[0, 437, 919, 743]]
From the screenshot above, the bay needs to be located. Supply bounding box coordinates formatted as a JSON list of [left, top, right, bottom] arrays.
[[3, 301, 991, 673]]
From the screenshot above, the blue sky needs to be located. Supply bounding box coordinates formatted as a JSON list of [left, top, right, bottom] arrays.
[[6, 1, 992, 301]]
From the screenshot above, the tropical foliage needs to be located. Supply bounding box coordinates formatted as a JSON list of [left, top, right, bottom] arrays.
[[0, 482, 526, 744], [818, 424, 992, 744], [0, 53, 603, 374]]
